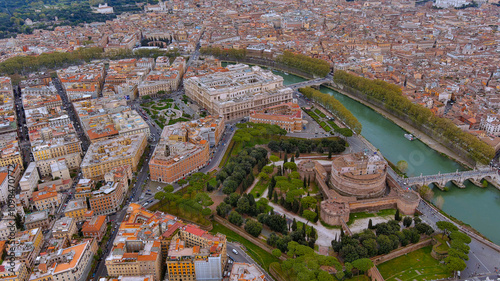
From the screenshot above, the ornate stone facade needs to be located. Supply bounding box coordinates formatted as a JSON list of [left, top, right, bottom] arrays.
[[297, 154, 420, 226], [329, 151, 387, 199]]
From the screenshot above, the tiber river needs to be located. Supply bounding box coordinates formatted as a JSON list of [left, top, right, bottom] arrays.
[[223, 62, 500, 245]]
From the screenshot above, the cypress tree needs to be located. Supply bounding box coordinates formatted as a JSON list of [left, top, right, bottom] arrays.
[[395, 209, 401, 221], [284, 152, 288, 163], [303, 177, 307, 188], [295, 150, 300, 158], [292, 218, 297, 231], [314, 205, 319, 222], [291, 155, 295, 163], [273, 191, 278, 203], [307, 176, 311, 186], [292, 199, 299, 213], [298, 203, 303, 215], [310, 227, 316, 240], [368, 219, 373, 229]]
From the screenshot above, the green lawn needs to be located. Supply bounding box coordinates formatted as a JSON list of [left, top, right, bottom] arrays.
[[219, 140, 238, 168], [308, 110, 318, 119], [168, 117, 190, 125], [250, 180, 268, 197], [347, 209, 396, 225], [377, 246, 451, 281], [307, 182, 319, 194], [314, 108, 326, 118], [433, 235, 450, 254], [151, 103, 171, 110], [211, 222, 280, 272], [149, 203, 211, 227]]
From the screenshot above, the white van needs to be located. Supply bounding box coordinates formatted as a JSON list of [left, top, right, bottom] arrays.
[[232, 249, 238, 255]]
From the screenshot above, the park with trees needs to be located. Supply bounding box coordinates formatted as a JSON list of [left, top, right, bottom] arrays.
[[151, 172, 214, 226], [275, 51, 331, 77], [299, 86, 362, 134]]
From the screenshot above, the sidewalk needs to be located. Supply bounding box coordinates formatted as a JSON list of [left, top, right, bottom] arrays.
[[267, 201, 340, 248]]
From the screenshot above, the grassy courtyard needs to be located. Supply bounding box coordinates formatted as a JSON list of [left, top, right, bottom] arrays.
[[211, 221, 280, 272], [377, 246, 451, 281], [347, 209, 396, 225]]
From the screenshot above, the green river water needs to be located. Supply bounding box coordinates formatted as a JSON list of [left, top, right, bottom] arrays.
[[223, 63, 500, 244]]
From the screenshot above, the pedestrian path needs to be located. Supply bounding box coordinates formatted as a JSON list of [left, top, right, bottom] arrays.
[[266, 201, 340, 247]]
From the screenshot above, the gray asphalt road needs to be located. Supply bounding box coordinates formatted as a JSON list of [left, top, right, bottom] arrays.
[[226, 243, 274, 281], [417, 201, 500, 279]]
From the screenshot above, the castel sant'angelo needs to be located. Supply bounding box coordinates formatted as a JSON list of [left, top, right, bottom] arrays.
[[297, 151, 420, 226]]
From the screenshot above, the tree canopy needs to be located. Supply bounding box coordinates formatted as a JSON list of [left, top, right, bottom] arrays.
[[299, 87, 362, 134], [333, 70, 494, 164], [280, 241, 341, 281]]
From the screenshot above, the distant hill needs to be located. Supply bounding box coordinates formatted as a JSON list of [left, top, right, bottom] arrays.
[[0, 0, 158, 39]]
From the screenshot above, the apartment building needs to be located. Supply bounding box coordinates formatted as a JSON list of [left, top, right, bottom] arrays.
[[32, 186, 62, 213], [64, 199, 88, 222], [0, 219, 16, 240], [184, 64, 293, 121], [19, 162, 39, 195], [31, 128, 82, 176], [8, 228, 43, 268], [166, 224, 227, 281], [136, 56, 185, 98], [29, 241, 94, 281], [57, 64, 105, 101], [137, 72, 178, 97], [149, 116, 224, 184], [38, 178, 72, 192], [81, 133, 147, 180], [21, 86, 61, 110], [52, 217, 77, 240], [75, 178, 95, 199], [89, 180, 127, 215], [249, 102, 303, 132], [110, 110, 150, 138], [0, 132, 23, 169], [1, 164, 22, 205], [0, 261, 29, 281], [24, 107, 71, 130], [25, 211, 51, 230], [82, 215, 107, 240], [105, 203, 182, 281], [0, 172, 10, 204], [50, 160, 71, 180]]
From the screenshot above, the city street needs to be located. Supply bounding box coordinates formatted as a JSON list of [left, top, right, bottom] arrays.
[[417, 200, 500, 279], [227, 243, 274, 281], [52, 78, 91, 151]]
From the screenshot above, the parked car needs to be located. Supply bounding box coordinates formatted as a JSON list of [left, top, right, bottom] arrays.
[[232, 249, 239, 255]]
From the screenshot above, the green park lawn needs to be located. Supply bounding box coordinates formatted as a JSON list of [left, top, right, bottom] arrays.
[[377, 246, 451, 281], [250, 179, 268, 197], [211, 222, 280, 271], [347, 209, 396, 225], [149, 202, 211, 227]]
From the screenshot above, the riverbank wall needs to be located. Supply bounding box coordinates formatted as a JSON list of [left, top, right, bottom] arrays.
[[219, 57, 474, 169], [327, 82, 475, 169]]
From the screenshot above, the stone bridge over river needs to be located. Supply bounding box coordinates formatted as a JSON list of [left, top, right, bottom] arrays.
[[402, 168, 500, 190]]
